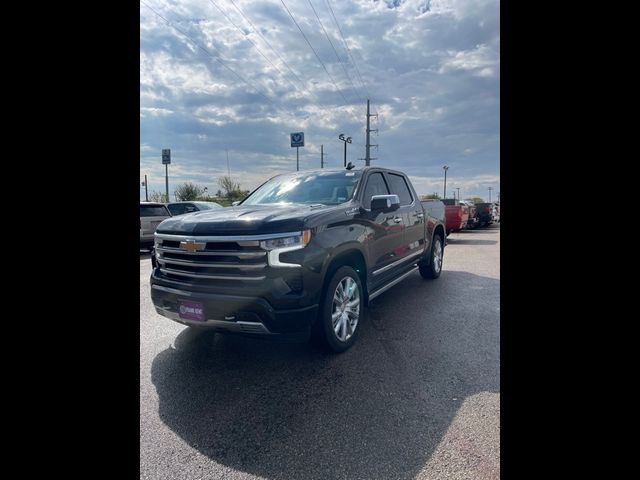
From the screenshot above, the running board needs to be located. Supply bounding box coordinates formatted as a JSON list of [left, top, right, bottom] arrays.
[[368, 265, 419, 301]]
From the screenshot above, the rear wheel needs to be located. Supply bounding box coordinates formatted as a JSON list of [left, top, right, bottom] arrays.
[[312, 266, 363, 352], [419, 235, 444, 279]]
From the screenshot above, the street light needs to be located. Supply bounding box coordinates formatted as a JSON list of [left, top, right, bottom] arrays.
[[442, 166, 449, 198], [338, 133, 352, 167], [456, 187, 460, 203], [488, 186, 493, 203]]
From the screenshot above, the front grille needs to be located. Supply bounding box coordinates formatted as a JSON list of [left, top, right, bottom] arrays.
[[155, 235, 268, 284]]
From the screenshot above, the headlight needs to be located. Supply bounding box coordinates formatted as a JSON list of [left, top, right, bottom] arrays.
[[261, 230, 311, 268], [260, 230, 311, 250]]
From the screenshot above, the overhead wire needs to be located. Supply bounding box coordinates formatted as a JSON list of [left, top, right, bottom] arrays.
[[279, 0, 360, 124], [140, 0, 275, 106], [307, 0, 364, 105], [324, 0, 370, 99]]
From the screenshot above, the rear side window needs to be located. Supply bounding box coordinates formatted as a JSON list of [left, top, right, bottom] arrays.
[[386, 173, 413, 205], [140, 205, 170, 217], [362, 172, 390, 208]]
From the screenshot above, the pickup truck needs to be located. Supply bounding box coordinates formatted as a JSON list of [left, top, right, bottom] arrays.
[[442, 199, 470, 235], [150, 167, 446, 352], [475, 202, 495, 228], [459, 200, 479, 229]]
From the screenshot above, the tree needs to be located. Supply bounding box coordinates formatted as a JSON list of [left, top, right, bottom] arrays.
[[175, 182, 205, 201], [465, 197, 484, 204], [421, 193, 441, 200], [218, 176, 240, 198], [148, 191, 168, 203]]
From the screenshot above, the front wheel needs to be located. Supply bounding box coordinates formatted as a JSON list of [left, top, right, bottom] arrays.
[[419, 235, 444, 279], [312, 266, 363, 352]]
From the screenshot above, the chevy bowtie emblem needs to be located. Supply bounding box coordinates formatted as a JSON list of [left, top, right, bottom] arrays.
[[180, 240, 206, 253]]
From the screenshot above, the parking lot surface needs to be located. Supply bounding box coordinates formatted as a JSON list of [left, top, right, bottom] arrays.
[[140, 225, 500, 480]]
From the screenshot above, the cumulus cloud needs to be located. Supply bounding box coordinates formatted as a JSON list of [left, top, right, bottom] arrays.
[[140, 0, 499, 200]]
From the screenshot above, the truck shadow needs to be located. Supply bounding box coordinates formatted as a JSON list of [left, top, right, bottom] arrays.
[[150, 271, 500, 480]]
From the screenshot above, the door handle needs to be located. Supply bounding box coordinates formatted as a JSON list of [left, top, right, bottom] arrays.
[[393, 217, 402, 223], [413, 212, 424, 218]]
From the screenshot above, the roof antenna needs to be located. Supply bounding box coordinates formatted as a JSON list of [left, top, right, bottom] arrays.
[[346, 162, 355, 170]]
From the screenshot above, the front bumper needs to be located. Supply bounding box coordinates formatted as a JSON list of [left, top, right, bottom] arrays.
[[150, 283, 317, 340]]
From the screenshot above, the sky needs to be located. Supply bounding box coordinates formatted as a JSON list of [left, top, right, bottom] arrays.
[[140, 0, 500, 202]]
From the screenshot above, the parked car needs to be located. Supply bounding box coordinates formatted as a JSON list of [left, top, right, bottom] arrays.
[[166, 201, 222, 216], [475, 202, 495, 228], [150, 167, 446, 352], [442, 199, 470, 235], [459, 200, 479, 229], [140, 202, 171, 249]]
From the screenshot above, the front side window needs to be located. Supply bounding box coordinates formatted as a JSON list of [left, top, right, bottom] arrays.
[[362, 172, 390, 209], [166, 204, 186, 216]]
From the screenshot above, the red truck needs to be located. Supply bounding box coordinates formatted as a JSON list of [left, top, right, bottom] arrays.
[[442, 199, 470, 235]]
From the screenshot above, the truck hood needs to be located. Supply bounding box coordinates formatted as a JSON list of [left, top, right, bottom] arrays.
[[156, 203, 335, 236]]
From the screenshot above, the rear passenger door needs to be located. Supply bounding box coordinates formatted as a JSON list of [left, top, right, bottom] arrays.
[[383, 172, 424, 265]]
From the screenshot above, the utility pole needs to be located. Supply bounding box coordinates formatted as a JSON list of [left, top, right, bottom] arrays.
[[488, 187, 493, 202], [365, 99, 378, 166], [321, 144, 327, 168], [144, 174, 148, 202]]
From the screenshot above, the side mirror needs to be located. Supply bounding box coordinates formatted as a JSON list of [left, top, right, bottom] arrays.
[[370, 194, 400, 212], [231, 201, 241, 206]]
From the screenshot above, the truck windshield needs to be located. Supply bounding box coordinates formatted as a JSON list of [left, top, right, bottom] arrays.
[[242, 171, 362, 206]]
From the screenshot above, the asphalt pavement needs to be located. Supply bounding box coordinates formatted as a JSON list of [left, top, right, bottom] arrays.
[[140, 224, 500, 480]]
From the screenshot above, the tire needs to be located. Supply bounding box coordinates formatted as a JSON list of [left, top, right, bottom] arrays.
[[419, 234, 444, 280], [312, 266, 363, 353]]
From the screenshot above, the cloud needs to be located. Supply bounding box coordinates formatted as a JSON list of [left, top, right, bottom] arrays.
[[140, 0, 499, 200]]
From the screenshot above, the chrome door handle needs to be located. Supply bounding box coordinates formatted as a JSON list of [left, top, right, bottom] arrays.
[[393, 217, 402, 223], [414, 212, 424, 218]]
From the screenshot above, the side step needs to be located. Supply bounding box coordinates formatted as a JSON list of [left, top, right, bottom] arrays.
[[368, 265, 419, 302]]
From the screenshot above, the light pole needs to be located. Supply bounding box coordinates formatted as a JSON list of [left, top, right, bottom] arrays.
[[339, 133, 352, 167], [442, 166, 449, 198], [456, 187, 460, 203], [488, 187, 493, 202]]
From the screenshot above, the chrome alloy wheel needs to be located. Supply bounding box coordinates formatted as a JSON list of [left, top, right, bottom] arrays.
[[433, 238, 443, 273], [331, 276, 360, 342]]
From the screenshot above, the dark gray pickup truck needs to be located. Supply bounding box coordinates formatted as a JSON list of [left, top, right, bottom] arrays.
[[150, 167, 446, 352]]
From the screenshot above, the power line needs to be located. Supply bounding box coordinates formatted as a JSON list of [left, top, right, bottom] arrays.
[[228, 0, 307, 92], [324, 0, 370, 98], [140, 0, 275, 106], [307, 0, 365, 105], [207, 0, 300, 95], [279, 0, 359, 123]]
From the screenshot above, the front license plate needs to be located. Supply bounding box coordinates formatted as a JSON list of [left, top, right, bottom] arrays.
[[178, 301, 205, 322]]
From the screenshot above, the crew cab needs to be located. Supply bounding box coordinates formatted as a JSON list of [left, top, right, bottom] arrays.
[[442, 199, 470, 235], [150, 167, 446, 352]]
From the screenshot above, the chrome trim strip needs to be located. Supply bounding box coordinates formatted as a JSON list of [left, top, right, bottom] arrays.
[[157, 258, 266, 269], [159, 267, 266, 281], [372, 250, 424, 276], [156, 246, 266, 258], [155, 307, 272, 333], [369, 266, 419, 301], [155, 231, 302, 242]]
